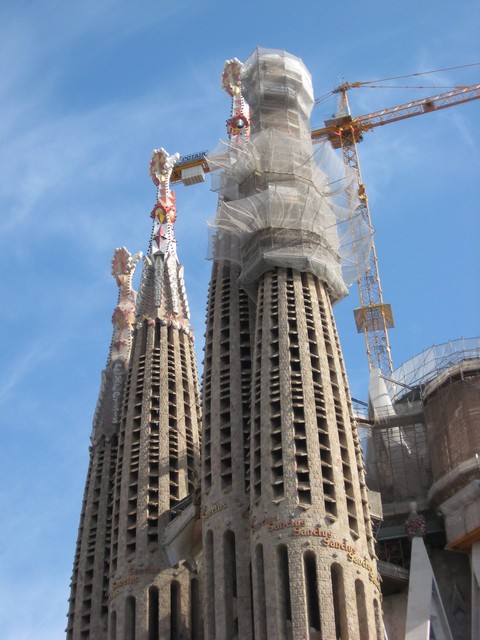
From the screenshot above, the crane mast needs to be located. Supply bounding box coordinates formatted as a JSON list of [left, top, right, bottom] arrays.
[[328, 89, 394, 375], [310, 81, 480, 374]]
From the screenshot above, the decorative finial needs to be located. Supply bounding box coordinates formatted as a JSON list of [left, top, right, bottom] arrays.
[[110, 247, 142, 361], [222, 58, 250, 140], [149, 148, 180, 254], [222, 58, 243, 97]]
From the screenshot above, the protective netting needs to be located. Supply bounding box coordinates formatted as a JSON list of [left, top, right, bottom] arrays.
[[386, 337, 480, 400], [240, 48, 314, 139], [206, 48, 372, 303], [207, 132, 372, 302]]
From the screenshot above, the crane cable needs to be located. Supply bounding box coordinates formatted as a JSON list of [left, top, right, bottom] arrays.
[[348, 84, 474, 90], [356, 61, 480, 86], [314, 61, 480, 105]]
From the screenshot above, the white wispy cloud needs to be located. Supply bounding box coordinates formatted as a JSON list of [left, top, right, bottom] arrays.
[[0, 3, 479, 639], [0, 340, 57, 406]]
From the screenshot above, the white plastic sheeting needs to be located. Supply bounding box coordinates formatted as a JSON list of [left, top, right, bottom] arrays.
[[207, 131, 372, 302], [206, 48, 372, 302], [387, 337, 480, 400], [240, 47, 314, 138]]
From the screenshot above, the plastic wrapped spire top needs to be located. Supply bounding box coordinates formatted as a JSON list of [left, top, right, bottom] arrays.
[[207, 48, 370, 303]]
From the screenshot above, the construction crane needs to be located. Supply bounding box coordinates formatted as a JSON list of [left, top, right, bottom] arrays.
[[170, 79, 480, 375], [311, 81, 480, 375]]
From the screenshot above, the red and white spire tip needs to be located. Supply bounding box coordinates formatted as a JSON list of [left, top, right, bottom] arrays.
[[222, 58, 250, 141], [149, 148, 180, 255]]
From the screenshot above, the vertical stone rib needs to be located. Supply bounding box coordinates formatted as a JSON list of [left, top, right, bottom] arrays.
[[199, 48, 383, 639], [109, 289, 201, 639], [233, 48, 383, 640], [201, 255, 255, 639]]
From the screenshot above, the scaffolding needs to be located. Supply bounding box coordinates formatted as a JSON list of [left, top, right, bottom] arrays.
[[206, 48, 372, 304], [365, 337, 480, 517], [386, 337, 480, 401], [366, 417, 432, 517], [424, 359, 480, 506]]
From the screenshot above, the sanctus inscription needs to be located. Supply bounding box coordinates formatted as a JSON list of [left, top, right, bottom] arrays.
[[200, 502, 227, 521]]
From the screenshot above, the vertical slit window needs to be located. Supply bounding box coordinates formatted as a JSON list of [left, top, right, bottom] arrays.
[[331, 564, 347, 640], [355, 579, 369, 640], [374, 598, 383, 640], [125, 596, 136, 640], [109, 610, 116, 640], [254, 544, 267, 640], [205, 530, 215, 637], [277, 545, 292, 634], [171, 581, 181, 640], [304, 551, 321, 636], [190, 578, 201, 640], [224, 530, 238, 639], [148, 586, 159, 640]]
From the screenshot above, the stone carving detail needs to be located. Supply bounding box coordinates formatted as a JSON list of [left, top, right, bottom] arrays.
[[222, 58, 250, 141], [149, 148, 180, 256], [110, 247, 142, 361]]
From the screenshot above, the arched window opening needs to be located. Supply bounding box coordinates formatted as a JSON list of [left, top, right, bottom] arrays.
[[109, 610, 116, 640], [255, 544, 268, 639], [190, 578, 202, 640], [355, 579, 369, 640], [331, 564, 347, 639], [224, 530, 238, 638], [304, 551, 321, 636], [125, 596, 136, 640], [205, 530, 216, 637], [374, 598, 383, 640], [148, 586, 159, 640], [277, 544, 292, 628], [171, 581, 182, 640]]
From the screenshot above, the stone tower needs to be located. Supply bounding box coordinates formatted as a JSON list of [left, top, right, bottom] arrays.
[[202, 48, 383, 640], [67, 149, 202, 640], [200, 58, 255, 640]]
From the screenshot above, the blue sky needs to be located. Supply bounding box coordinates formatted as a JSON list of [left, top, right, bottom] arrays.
[[0, 1, 479, 637]]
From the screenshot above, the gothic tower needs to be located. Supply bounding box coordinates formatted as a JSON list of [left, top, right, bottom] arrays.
[[200, 59, 255, 640], [67, 149, 202, 640], [66, 244, 142, 639], [203, 48, 383, 640]]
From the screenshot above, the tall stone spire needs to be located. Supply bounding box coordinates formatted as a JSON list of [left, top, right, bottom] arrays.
[[200, 57, 256, 640], [66, 246, 142, 640], [67, 148, 202, 640], [203, 48, 383, 639]]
